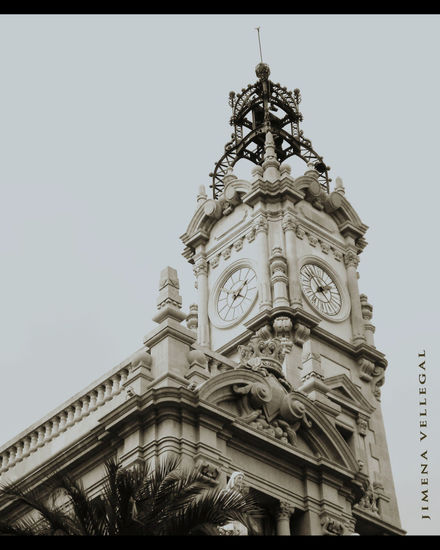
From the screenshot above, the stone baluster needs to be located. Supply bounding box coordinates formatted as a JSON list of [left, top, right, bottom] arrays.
[[43, 421, 53, 442], [96, 385, 105, 406], [29, 431, 39, 452], [65, 406, 75, 428], [58, 411, 68, 433], [8, 446, 17, 465], [81, 395, 90, 417], [103, 380, 113, 402], [22, 436, 31, 458], [88, 390, 98, 412], [36, 426, 46, 448], [72, 402, 82, 423], [119, 369, 129, 388], [0, 452, 8, 472], [51, 416, 60, 438], [15, 441, 24, 462], [111, 374, 121, 395]]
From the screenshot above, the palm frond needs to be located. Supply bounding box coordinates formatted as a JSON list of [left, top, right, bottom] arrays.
[[0, 481, 77, 535]]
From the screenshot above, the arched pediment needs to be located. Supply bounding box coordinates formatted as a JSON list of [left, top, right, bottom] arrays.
[[292, 175, 368, 243], [198, 367, 359, 473], [181, 179, 252, 251]]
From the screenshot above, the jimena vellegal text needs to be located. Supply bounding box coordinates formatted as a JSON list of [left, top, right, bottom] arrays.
[[418, 350, 430, 520]]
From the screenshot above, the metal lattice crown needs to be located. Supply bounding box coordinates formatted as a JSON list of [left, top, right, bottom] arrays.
[[209, 63, 331, 198]]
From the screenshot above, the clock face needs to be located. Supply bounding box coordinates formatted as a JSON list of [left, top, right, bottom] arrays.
[[300, 263, 342, 317], [216, 266, 257, 323]]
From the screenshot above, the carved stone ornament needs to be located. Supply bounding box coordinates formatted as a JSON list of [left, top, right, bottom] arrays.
[[210, 255, 220, 269], [358, 358, 375, 382], [281, 212, 297, 233], [357, 480, 380, 516], [253, 213, 269, 234], [321, 514, 346, 536], [234, 326, 312, 447], [199, 462, 220, 485], [344, 249, 360, 268], [320, 240, 330, 254], [356, 416, 368, 437], [275, 500, 295, 520], [333, 249, 343, 262], [296, 224, 306, 239], [193, 258, 208, 277], [307, 234, 318, 247], [273, 316, 294, 354], [246, 227, 256, 243]]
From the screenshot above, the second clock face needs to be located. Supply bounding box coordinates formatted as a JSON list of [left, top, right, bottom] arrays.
[[300, 263, 342, 317], [216, 266, 257, 323]]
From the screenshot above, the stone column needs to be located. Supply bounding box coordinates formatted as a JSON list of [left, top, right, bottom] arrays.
[[360, 294, 375, 347], [194, 246, 210, 348], [270, 247, 289, 307], [282, 212, 302, 307], [253, 213, 272, 310], [343, 246, 365, 345], [275, 501, 294, 535]]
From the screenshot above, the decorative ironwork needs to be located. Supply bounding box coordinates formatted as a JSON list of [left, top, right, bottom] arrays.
[[209, 63, 331, 198]]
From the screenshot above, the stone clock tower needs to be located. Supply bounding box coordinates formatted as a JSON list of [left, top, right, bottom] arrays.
[[180, 62, 403, 535], [0, 62, 404, 537]]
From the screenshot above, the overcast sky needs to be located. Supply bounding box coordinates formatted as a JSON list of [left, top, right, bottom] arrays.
[[0, 14, 438, 535]]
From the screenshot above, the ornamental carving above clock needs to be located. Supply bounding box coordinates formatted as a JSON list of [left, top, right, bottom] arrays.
[[299, 260, 350, 322]]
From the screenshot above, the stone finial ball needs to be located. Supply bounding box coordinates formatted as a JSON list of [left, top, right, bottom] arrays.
[[255, 62, 270, 80], [130, 348, 152, 368], [187, 349, 208, 367]]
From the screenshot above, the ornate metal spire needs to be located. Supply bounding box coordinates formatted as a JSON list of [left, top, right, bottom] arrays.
[[209, 64, 331, 198]]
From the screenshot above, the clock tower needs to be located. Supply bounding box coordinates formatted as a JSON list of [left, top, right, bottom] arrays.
[[181, 62, 403, 535], [0, 62, 404, 537]]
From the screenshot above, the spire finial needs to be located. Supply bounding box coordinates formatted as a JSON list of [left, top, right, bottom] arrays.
[[255, 26, 263, 63]]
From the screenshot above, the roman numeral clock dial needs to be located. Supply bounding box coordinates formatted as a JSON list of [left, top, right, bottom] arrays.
[[216, 267, 257, 323], [299, 263, 342, 317]]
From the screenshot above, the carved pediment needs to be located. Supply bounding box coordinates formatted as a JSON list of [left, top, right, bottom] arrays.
[[198, 367, 359, 473], [325, 374, 375, 416]]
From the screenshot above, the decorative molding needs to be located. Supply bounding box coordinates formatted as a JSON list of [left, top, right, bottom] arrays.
[[252, 213, 269, 234], [193, 258, 208, 277], [321, 513, 346, 536], [344, 249, 360, 268]]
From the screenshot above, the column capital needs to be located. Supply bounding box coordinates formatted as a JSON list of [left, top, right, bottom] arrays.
[[344, 248, 359, 268], [253, 212, 269, 234], [282, 212, 297, 233], [275, 500, 295, 520]]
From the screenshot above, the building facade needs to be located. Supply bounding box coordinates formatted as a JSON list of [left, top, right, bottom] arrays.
[[0, 63, 404, 535]]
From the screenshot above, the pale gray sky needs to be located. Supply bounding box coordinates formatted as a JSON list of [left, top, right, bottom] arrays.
[[0, 14, 438, 535]]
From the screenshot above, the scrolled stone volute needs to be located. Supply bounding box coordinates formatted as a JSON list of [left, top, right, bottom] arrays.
[[203, 199, 222, 219], [279, 394, 312, 427], [324, 191, 343, 213], [249, 381, 272, 409]]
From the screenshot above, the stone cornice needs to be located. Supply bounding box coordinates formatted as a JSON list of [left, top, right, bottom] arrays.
[[311, 325, 387, 369], [352, 507, 406, 536], [242, 177, 305, 207], [143, 317, 197, 349]]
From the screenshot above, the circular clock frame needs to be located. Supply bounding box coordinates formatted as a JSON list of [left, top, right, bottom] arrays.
[[209, 259, 258, 329], [299, 257, 350, 322]]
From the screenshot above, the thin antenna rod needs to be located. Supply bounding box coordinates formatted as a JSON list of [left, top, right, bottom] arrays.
[[255, 27, 263, 63]]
